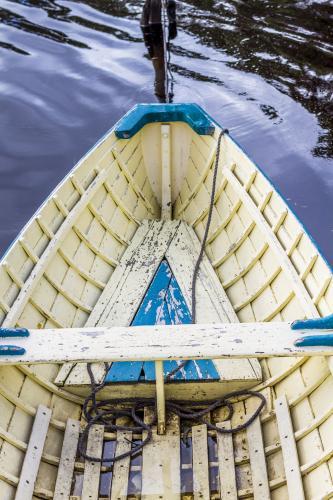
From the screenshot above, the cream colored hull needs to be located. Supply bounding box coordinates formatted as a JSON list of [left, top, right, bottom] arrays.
[[0, 109, 332, 499]]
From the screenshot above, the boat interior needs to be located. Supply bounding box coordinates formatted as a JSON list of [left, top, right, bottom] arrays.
[[0, 104, 332, 499]]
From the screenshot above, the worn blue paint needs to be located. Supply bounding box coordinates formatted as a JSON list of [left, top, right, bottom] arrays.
[[115, 103, 215, 139], [105, 259, 219, 383], [0, 345, 26, 356], [0, 327, 30, 337], [294, 334, 333, 347], [291, 314, 333, 330]]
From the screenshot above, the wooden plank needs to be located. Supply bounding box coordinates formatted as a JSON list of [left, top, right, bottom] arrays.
[[275, 394, 305, 499], [216, 421, 237, 499], [155, 360, 166, 434], [2, 322, 333, 365], [192, 424, 210, 500], [81, 424, 104, 500], [142, 410, 181, 499], [161, 124, 172, 220], [54, 419, 80, 500], [166, 222, 262, 384], [246, 398, 270, 499], [110, 430, 132, 500], [15, 404, 52, 500]]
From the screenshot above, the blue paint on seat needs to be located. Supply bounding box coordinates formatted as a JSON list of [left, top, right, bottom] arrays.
[[115, 103, 215, 139], [0, 345, 26, 356], [0, 327, 29, 337], [291, 314, 333, 330], [294, 334, 333, 347], [105, 259, 219, 383]]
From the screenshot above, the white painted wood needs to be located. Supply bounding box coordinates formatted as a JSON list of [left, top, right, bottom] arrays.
[[142, 411, 180, 499], [246, 398, 270, 500], [192, 424, 210, 500], [216, 421, 237, 499], [81, 424, 104, 500], [155, 360, 166, 435], [15, 404, 52, 500], [161, 124, 172, 219], [275, 394, 305, 499], [110, 430, 132, 500], [1, 322, 333, 365], [166, 221, 261, 383], [54, 419, 80, 500]]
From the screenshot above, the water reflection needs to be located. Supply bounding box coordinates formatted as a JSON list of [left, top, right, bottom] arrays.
[[0, 0, 332, 262], [140, 0, 177, 102]]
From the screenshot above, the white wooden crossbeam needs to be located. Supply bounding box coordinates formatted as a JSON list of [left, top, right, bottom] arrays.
[[0, 322, 333, 365]]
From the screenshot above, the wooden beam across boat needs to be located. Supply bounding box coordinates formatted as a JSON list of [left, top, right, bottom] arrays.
[[0, 322, 333, 365]]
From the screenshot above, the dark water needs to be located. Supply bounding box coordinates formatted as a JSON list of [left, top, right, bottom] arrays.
[[0, 0, 332, 265]]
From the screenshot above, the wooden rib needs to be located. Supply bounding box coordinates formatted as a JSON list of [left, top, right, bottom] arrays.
[[70, 174, 85, 195], [81, 424, 104, 500], [28, 298, 65, 328], [258, 190, 273, 212], [286, 232, 302, 256], [212, 221, 256, 268], [244, 170, 257, 191], [112, 149, 155, 214], [44, 272, 93, 313], [19, 238, 39, 264], [234, 266, 282, 312], [216, 421, 237, 499], [246, 399, 270, 499], [190, 177, 227, 227], [206, 199, 242, 244], [58, 248, 105, 290], [300, 254, 318, 280], [73, 226, 119, 268], [223, 167, 319, 317], [313, 276, 331, 305], [15, 405, 52, 500], [2, 166, 113, 328], [261, 290, 295, 322], [175, 144, 217, 216], [36, 216, 55, 239], [54, 419, 81, 499], [222, 243, 269, 289], [53, 194, 70, 217], [88, 202, 130, 246], [271, 209, 288, 233], [192, 424, 210, 500], [104, 179, 140, 225], [0, 298, 10, 313], [2, 262, 24, 288], [275, 395, 305, 499], [110, 430, 132, 500]]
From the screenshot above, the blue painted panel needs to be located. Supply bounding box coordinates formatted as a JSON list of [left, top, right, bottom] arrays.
[[0, 328, 29, 337], [294, 334, 333, 347], [0, 345, 26, 356], [105, 259, 219, 383], [115, 103, 215, 139], [291, 314, 333, 330]]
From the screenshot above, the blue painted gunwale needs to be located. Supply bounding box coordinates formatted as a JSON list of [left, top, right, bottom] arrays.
[[105, 259, 219, 383], [114, 103, 215, 139]]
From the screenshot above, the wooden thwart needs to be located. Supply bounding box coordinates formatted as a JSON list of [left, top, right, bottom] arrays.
[[1, 322, 333, 365]]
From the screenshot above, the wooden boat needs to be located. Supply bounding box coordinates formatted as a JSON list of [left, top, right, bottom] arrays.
[[0, 103, 332, 499]]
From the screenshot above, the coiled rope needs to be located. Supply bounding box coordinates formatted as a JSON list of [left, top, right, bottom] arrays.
[[79, 129, 266, 466]]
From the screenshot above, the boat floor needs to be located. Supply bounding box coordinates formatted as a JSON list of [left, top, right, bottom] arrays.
[[15, 388, 301, 499]]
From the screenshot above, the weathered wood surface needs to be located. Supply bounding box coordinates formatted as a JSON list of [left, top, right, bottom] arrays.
[[54, 419, 81, 500], [15, 405, 52, 500], [1, 322, 333, 365]]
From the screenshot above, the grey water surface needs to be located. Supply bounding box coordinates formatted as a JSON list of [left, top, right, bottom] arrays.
[[0, 0, 332, 264]]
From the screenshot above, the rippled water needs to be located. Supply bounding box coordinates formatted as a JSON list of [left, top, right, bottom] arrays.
[[0, 0, 332, 264]]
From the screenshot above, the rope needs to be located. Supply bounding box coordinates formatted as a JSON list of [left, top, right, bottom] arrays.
[[166, 128, 228, 380], [78, 128, 266, 467], [78, 363, 266, 467]]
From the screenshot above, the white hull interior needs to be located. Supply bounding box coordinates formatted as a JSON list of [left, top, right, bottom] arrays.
[[0, 114, 332, 499]]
